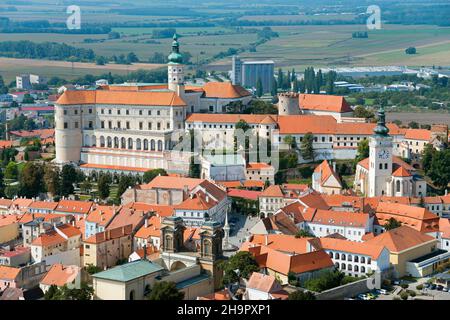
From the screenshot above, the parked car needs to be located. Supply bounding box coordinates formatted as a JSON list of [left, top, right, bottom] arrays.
[[378, 289, 388, 295], [357, 294, 368, 300], [443, 287, 449, 292], [423, 283, 430, 288], [436, 285, 444, 291], [393, 280, 401, 285], [430, 284, 437, 290]]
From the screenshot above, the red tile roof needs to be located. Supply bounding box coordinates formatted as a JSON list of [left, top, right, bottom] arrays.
[[56, 90, 187, 107], [405, 129, 432, 141], [40, 264, 81, 287], [227, 188, 261, 201], [56, 200, 93, 215], [365, 226, 436, 253], [299, 94, 353, 113], [84, 225, 133, 244], [201, 82, 251, 99], [0, 266, 20, 280]]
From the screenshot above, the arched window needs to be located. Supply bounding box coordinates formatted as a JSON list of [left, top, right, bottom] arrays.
[[136, 138, 142, 150], [354, 256, 359, 263], [143, 139, 148, 151], [348, 255, 352, 262], [341, 263, 346, 270], [203, 239, 212, 257], [128, 138, 133, 150], [361, 266, 366, 273], [348, 264, 352, 271], [100, 136, 105, 148], [165, 235, 173, 251], [158, 140, 163, 151], [91, 135, 96, 147], [144, 285, 151, 296], [354, 265, 359, 272], [129, 290, 135, 300], [335, 253, 340, 259], [114, 137, 119, 149], [329, 252, 334, 258], [361, 257, 365, 264], [84, 135, 90, 147], [396, 180, 401, 192], [121, 137, 126, 149], [107, 136, 112, 148], [150, 139, 155, 151], [341, 254, 346, 261]]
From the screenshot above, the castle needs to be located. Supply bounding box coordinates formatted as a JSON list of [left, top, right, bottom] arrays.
[[54, 34, 252, 174]]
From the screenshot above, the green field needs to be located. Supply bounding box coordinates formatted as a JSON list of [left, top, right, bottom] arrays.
[[1, 1, 450, 80]]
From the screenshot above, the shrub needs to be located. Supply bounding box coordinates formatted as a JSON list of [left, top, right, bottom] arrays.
[[416, 284, 423, 290], [400, 292, 409, 300], [400, 283, 409, 289], [408, 290, 416, 297]]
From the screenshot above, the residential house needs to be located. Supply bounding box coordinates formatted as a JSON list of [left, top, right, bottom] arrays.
[[312, 160, 343, 195], [243, 272, 288, 300], [39, 264, 82, 293]]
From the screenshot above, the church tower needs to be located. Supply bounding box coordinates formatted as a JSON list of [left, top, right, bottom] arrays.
[[160, 216, 185, 253], [167, 34, 185, 97], [368, 106, 393, 197], [198, 221, 224, 290]]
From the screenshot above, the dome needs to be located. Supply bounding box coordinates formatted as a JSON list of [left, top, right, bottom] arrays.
[[168, 34, 183, 64]]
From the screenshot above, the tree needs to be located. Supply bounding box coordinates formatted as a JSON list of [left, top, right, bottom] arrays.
[[19, 162, 44, 198], [116, 175, 135, 198], [422, 143, 436, 174], [97, 174, 111, 199], [85, 264, 102, 275], [220, 251, 259, 285], [143, 168, 168, 184], [405, 47, 417, 55], [44, 165, 61, 196], [295, 229, 314, 238], [271, 77, 278, 97], [300, 132, 315, 161], [283, 135, 296, 150], [354, 106, 375, 120], [288, 290, 316, 300], [428, 149, 450, 191], [408, 121, 419, 129], [4, 161, 18, 180], [256, 77, 263, 97], [304, 270, 344, 292], [277, 68, 283, 89], [189, 156, 201, 178], [60, 165, 77, 196], [44, 283, 94, 300], [147, 281, 184, 300], [384, 217, 402, 230], [355, 139, 369, 164]]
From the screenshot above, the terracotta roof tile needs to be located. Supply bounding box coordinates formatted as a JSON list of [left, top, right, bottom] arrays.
[[299, 94, 353, 113], [201, 82, 251, 99], [0, 266, 20, 280], [56, 90, 187, 107], [365, 226, 436, 252], [405, 129, 432, 141], [40, 264, 81, 287]]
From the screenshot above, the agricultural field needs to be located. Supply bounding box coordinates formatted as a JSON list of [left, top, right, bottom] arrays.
[[386, 112, 450, 126]]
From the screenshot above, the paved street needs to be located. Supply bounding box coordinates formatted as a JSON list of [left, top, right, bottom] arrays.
[[228, 213, 259, 247]]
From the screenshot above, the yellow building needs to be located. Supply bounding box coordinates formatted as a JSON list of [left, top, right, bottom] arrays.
[[365, 226, 439, 277], [83, 225, 133, 269], [0, 215, 20, 244]]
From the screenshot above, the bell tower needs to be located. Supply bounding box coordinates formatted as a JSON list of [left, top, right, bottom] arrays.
[[198, 221, 224, 290], [167, 34, 185, 97], [160, 216, 185, 253], [368, 106, 393, 197]]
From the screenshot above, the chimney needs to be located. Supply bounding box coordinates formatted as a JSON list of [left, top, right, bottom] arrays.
[[264, 234, 269, 246], [206, 196, 209, 203], [333, 161, 336, 173], [143, 244, 147, 260], [145, 218, 148, 228]]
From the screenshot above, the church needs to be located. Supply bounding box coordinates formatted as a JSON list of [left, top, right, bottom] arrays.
[[354, 107, 427, 197]]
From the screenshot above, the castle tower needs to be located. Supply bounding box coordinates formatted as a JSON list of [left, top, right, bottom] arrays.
[[55, 103, 82, 164], [368, 106, 393, 197], [278, 92, 300, 116], [198, 221, 224, 290], [167, 34, 185, 97], [160, 216, 185, 253]]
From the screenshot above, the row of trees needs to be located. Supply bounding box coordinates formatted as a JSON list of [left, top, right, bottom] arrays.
[[274, 67, 338, 96]]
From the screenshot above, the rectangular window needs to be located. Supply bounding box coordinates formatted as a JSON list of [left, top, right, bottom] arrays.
[[139, 110, 143, 116], [88, 121, 93, 129], [101, 121, 105, 129], [89, 109, 92, 114], [157, 123, 161, 130], [108, 109, 112, 114], [108, 121, 112, 129], [167, 122, 170, 129], [126, 122, 130, 129], [64, 122, 68, 129], [148, 122, 152, 130], [139, 122, 143, 130], [74, 110, 78, 115], [117, 109, 121, 115], [117, 121, 121, 129], [126, 110, 129, 115], [63, 110, 67, 115]]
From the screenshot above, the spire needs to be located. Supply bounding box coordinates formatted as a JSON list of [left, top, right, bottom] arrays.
[[373, 105, 389, 136], [168, 33, 183, 64]]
